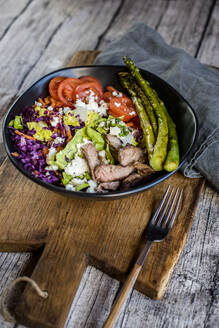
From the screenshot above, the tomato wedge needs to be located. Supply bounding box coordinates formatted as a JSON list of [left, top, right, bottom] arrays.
[[79, 76, 103, 100], [75, 81, 103, 102], [57, 78, 82, 107], [109, 97, 137, 122], [126, 115, 140, 129], [49, 77, 66, 100], [104, 86, 125, 102], [106, 86, 118, 93], [103, 91, 113, 103]]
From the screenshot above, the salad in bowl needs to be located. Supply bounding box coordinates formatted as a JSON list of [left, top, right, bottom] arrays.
[[6, 58, 184, 195]]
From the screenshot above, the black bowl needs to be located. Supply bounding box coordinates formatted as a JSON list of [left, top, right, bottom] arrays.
[[3, 65, 198, 200]]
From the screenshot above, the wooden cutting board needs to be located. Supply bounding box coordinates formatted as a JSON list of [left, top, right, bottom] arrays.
[[0, 51, 205, 328]]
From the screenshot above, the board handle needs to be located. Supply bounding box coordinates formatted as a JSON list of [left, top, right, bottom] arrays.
[[103, 263, 142, 328], [15, 235, 86, 328]]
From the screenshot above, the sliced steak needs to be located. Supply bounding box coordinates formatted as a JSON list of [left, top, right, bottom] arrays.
[[82, 143, 100, 180], [118, 145, 146, 166], [95, 164, 135, 182], [121, 173, 144, 189], [133, 162, 154, 175], [122, 163, 155, 189], [96, 181, 120, 192], [106, 134, 122, 151]]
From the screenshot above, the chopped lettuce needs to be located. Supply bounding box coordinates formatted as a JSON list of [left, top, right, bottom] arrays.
[[63, 111, 80, 126], [84, 172, 91, 180], [14, 116, 23, 130], [86, 111, 101, 125], [88, 117, 107, 128], [119, 125, 129, 137], [105, 144, 115, 164], [9, 120, 14, 127], [96, 121, 108, 135], [35, 106, 48, 117], [62, 172, 72, 186], [27, 122, 52, 142]]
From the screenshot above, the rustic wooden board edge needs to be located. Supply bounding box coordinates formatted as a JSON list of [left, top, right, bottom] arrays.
[[154, 178, 205, 299]]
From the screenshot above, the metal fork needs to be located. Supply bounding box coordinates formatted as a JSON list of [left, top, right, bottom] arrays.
[[103, 185, 183, 328]]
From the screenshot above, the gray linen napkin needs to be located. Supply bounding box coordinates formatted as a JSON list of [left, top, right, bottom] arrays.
[[95, 23, 219, 191]]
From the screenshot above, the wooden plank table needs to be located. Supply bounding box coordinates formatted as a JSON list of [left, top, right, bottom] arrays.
[[0, 1, 218, 327]]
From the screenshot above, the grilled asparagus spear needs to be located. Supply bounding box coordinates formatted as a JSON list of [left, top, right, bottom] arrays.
[[118, 72, 155, 160], [133, 82, 158, 137], [159, 100, 179, 171], [124, 56, 168, 171], [147, 84, 179, 171]]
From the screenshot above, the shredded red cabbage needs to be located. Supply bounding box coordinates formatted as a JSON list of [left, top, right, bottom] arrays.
[[8, 102, 84, 185]]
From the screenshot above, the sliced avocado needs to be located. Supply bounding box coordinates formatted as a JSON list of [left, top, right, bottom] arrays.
[[76, 182, 89, 191], [14, 116, 23, 130], [86, 127, 105, 151], [55, 127, 87, 169]]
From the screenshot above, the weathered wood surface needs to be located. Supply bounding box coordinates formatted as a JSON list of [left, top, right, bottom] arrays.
[[0, 0, 218, 327]]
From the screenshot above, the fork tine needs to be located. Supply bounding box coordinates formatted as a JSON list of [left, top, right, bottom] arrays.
[[167, 189, 183, 229], [162, 187, 179, 228], [151, 185, 171, 224], [156, 187, 175, 226]]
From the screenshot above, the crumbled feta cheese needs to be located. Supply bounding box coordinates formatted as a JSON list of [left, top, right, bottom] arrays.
[[99, 101, 108, 112], [20, 135, 26, 146], [65, 184, 76, 191], [73, 93, 108, 121], [112, 91, 123, 97], [87, 180, 97, 193], [99, 150, 106, 157], [39, 121, 46, 128], [110, 126, 121, 137], [120, 133, 135, 146], [109, 126, 135, 146], [63, 107, 71, 114], [76, 138, 91, 154], [45, 165, 59, 171], [51, 116, 59, 127], [47, 106, 53, 111], [71, 178, 87, 186], [98, 121, 105, 127], [114, 102, 121, 108], [35, 101, 42, 107], [129, 111, 135, 115], [98, 150, 109, 164], [58, 108, 63, 115], [46, 147, 57, 164], [53, 137, 65, 144], [48, 147, 56, 157], [65, 155, 89, 177]]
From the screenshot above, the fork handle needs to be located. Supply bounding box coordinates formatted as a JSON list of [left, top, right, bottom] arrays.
[[103, 263, 142, 328], [103, 240, 152, 328]]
